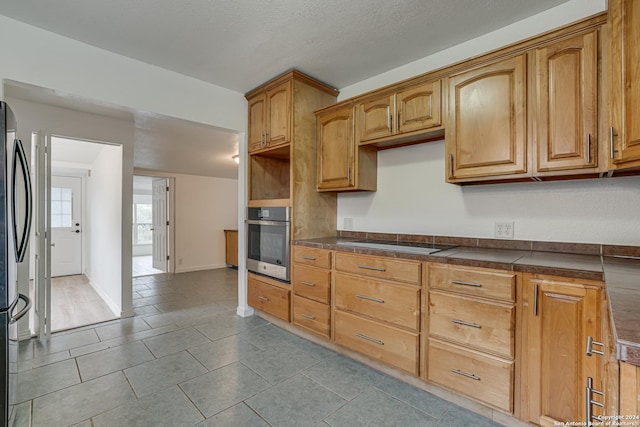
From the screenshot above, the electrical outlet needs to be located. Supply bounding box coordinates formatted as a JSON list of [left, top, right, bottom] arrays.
[[343, 217, 354, 230], [494, 221, 514, 239]]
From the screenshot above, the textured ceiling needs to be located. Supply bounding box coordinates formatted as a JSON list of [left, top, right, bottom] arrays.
[[0, 0, 572, 93]]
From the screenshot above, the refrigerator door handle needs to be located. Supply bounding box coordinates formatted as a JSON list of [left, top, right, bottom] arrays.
[[10, 293, 32, 324], [12, 138, 33, 263]]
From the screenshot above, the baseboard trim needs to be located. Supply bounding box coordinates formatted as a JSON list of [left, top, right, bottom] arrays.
[[236, 305, 255, 317], [85, 273, 121, 318], [175, 263, 225, 273]]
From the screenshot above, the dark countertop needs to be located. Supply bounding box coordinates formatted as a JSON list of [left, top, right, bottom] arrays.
[[293, 236, 640, 366]]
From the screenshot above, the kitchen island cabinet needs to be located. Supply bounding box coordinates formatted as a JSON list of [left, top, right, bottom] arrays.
[[520, 274, 604, 425]]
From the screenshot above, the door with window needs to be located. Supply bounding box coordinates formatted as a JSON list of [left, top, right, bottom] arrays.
[[50, 175, 82, 277]]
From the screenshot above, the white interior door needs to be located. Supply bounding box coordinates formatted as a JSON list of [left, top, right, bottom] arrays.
[[31, 131, 51, 338], [152, 178, 168, 271], [50, 175, 82, 277]]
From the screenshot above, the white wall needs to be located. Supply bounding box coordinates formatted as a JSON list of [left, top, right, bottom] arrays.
[[0, 15, 246, 133], [86, 144, 123, 315], [335, 0, 640, 246], [135, 170, 239, 272]]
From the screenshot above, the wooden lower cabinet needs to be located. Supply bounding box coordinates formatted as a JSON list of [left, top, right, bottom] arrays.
[[620, 361, 640, 417], [224, 229, 238, 267], [292, 295, 330, 339], [334, 310, 419, 375], [292, 264, 331, 304], [520, 274, 603, 425], [429, 290, 514, 358], [247, 275, 290, 322], [334, 273, 420, 331], [428, 338, 514, 412]]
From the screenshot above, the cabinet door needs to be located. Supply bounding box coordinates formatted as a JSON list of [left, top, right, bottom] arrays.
[[397, 80, 441, 134], [536, 31, 598, 172], [317, 106, 355, 190], [446, 55, 528, 182], [522, 275, 602, 425], [357, 95, 394, 143], [266, 80, 291, 148], [610, 0, 640, 168], [248, 94, 267, 153]]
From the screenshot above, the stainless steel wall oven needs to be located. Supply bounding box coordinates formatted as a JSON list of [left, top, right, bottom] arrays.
[[246, 207, 290, 281]]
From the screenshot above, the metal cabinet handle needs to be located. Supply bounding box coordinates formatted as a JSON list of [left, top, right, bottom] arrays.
[[258, 296, 269, 301], [301, 314, 315, 320], [357, 265, 386, 272], [387, 106, 391, 132], [451, 280, 482, 288], [450, 369, 480, 381], [586, 377, 604, 424], [586, 336, 604, 357], [355, 333, 384, 346], [449, 153, 454, 179], [301, 281, 316, 287], [347, 166, 351, 185], [533, 283, 539, 316], [452, 319, 481, 329], [302, 256, 316, 261], [356, 294, 384, 303], [587, 133, 592, 164], [609, 127, 618, 159]]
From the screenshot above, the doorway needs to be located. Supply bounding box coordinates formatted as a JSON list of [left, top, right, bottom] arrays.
[[31, 134, 122, 336], [132, 175, 174, 277]]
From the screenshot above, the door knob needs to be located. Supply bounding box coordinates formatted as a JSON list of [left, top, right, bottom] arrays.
[[71, 230, 80, 233]]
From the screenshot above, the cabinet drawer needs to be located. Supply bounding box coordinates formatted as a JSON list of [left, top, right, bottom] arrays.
[[335, 273, 420, 331], [429, 291, 514, 358], [293, 264, 331, 304], [248, 277, 290, 322], [334, 310, 419, 375], [293, 246, 332, 269], [428, 339, 513, 412], [429, 264, 515, 301], [335, 252, 421, 285], [293, 296, 330, 338]]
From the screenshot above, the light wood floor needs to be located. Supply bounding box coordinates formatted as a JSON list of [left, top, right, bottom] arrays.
[[133, 255, 164, 277], [51, 275, 117, 332]]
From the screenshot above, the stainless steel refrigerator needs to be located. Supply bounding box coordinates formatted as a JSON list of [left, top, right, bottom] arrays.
[[1, 102, 32, 427]]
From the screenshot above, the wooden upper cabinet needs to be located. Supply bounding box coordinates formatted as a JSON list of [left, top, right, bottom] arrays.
[[266, 81, 291, 148], [397, 81, 442, 134], [357, 80, 442, 147], [317, 106, 355, 190], [521, 275, 603, 425], [317, 105, 377, 192], [446, 55, 528, 182], [609, 0, 640, 169], [358, 95, 394, 142], [247, 80, 292, 153], [248, 94, 267, 153], [535, 31, 598, 173]]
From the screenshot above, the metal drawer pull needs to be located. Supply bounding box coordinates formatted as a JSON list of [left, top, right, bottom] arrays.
[[452, 319, 481, 329], [586, 336, 604, 357], [355, 333, 384, 346], [301, 314, 315, 320], [302, 256, 316, 261], [451, 280, 482, 288], [533, 283, 539, 316], [357, 265, 386, 272], [258, 296, 269, 301], [301, 281, 316, 287], [450, 369, 480, 381], [609, 127, 618, 159], [586, 377, 605, 423], [356, 294, 384, 303]]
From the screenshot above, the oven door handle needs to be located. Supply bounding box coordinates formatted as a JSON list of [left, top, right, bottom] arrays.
[[245, 220, 288, 226]]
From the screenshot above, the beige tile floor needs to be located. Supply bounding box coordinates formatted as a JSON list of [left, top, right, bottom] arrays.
[[15, 268, 505, 427], [133, 255, 164, 277]]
